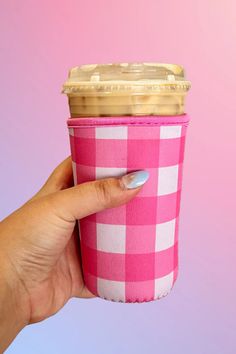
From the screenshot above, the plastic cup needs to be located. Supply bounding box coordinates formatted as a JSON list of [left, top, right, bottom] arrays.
[[62, 62, 190, 117], [62, 62, 191, 303]]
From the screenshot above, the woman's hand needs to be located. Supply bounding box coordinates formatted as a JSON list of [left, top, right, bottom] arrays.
[[0, 157, 149, 351]]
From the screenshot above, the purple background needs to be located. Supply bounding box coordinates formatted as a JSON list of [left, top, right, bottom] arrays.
[[1, 1, 235, 353]]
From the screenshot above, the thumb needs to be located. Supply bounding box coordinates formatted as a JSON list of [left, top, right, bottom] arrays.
[[50, 170, 149, 222]]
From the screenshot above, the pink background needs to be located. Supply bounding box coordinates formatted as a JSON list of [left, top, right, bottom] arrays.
[[1, 1, 235, 353]]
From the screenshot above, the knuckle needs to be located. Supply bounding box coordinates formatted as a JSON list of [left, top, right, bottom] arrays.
[[95, 179, 113, 207]]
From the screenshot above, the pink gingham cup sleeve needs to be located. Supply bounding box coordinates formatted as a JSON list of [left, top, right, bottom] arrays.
[[67, 115, 190, 303]]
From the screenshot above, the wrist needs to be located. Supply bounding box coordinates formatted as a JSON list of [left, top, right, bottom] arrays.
[[0, 254, 30, 351]]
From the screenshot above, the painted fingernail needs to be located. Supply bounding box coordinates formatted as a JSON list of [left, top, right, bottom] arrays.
[[121, 170, 149, 189]]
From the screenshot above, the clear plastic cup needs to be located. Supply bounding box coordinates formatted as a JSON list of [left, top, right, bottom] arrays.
[[62, 62, 191, 302], [62, 62, 191, 117]]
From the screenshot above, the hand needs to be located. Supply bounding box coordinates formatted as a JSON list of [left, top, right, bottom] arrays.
[[0, 157, 149, 351]]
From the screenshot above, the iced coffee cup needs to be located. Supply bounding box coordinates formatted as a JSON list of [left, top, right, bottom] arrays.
[[62, 62, 191, 303]]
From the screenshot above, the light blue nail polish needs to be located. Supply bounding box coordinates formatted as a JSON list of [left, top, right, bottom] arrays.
[[122, 170, 150, 189]]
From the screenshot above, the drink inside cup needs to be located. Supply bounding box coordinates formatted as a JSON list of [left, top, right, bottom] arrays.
[[62, 62, 191, 117]]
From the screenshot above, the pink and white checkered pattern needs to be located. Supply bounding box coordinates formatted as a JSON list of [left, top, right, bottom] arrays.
[[67, 115, 190, 303]]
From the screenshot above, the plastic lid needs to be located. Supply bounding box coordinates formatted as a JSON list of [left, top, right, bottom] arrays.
[[62, 62, 191, 95]]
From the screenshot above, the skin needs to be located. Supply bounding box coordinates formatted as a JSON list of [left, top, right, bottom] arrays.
[[0, 157, 143, 352]]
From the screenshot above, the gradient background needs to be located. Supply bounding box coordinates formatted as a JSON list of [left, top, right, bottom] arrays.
[[1, 0, 236, 353]]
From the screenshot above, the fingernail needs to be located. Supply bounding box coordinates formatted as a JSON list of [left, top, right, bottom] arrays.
[[121, 170, 149, 189]]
